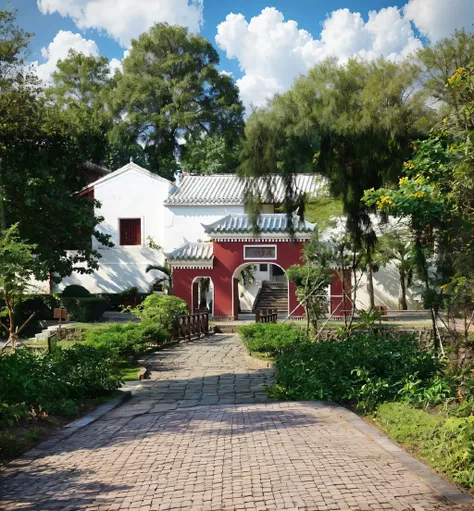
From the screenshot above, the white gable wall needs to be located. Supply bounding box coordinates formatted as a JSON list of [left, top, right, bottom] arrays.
[[59, 168, 170, 294]]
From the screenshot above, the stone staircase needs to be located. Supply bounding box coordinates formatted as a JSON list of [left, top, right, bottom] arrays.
[[253, 281, 288, 314]]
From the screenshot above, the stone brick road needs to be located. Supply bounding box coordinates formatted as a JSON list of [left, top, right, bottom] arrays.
[[0, 334, 472, 511]]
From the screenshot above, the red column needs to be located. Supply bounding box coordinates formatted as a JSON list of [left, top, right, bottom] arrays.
[[233, 278, 239, 320], [192, 281, 199, 312]]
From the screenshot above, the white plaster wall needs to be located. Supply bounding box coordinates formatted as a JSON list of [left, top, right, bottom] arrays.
[[58, 170, 171, 294], [355, 263, 419, 311], [164, 205, 245, 251]]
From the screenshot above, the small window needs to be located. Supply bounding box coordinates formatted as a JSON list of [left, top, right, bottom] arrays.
[[259, 264, 268, 272], [120, 219, 141, 246]]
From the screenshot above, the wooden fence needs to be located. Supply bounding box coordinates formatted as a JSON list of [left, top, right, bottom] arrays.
[[174, 312, 209, 341], [255, 309, 278, 323]]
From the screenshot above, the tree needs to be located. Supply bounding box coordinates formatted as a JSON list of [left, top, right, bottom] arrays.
[[286, 237, 332, 335], [0, 8, 33, 92], [45, 50, 145, 169], [146, 263, 172, 294], [180, 135, 240, 174], [363, 138, 454, 348], [378, 230, 414, 310], [0, 9, 112, 288], [240, 57, 433, 248], [418, 30, 474, 115], [112, 23, 244, 179], [0, 225, 37, 350]]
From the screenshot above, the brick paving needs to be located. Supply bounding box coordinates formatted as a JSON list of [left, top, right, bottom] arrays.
[[0, 334, 472, 511]]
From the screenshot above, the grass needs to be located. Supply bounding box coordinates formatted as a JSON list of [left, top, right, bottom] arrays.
[[374, 402, 474, 490], [0, 392, 121, 467], [116, 359, 141, 381]]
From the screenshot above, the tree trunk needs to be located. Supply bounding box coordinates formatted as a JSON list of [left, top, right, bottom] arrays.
[[366, 262, 375, 310], [305, 304, 310, 337], [398, 274, 408, 310]]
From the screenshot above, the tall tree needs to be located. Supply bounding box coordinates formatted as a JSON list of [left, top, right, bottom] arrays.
[[112, 23, 244, 179], [418, 30, 474, 115], [46, 50, 145, 169], [0, 9, 112, 288], [180, 135, 240, 174]]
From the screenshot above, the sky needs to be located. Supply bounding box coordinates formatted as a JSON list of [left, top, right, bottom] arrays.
[[5, 0, 474, 110]]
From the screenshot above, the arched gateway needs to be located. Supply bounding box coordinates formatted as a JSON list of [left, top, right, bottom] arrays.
[[166, 214, 351, 320]]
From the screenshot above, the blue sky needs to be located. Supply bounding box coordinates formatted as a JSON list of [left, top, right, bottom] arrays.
[[5, 0, 474, 109]]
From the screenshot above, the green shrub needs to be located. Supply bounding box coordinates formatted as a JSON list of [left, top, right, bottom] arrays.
[[271, 332, 442, 412], [131, 295, 188, 339], [64, 296, 108, 322], [83, 322, 167, 357], [0, 345, 121, 424], [238, 323, 307, 355], [62, 285, 91, 298], [375, 402, 474, 488]]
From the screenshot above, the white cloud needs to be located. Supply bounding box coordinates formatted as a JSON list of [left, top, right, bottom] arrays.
[[37, 0, 204, 47], [216, 7, 423, 110], [404, 0, 474, 42], [32, 30, 99, 83]]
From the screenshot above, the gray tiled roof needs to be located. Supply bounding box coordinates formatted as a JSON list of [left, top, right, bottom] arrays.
[[165, 174, 327, 206], [165, 241, 214, 261], [203, 214, 315, 234]]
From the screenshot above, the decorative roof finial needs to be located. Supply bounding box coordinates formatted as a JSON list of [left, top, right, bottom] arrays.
[[130, 156, 134, 163]]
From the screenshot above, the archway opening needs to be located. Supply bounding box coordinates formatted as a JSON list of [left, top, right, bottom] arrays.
[[232, 262, 289, 320], [191, 277, 214, 317]]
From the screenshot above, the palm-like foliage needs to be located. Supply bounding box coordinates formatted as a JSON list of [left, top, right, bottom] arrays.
[[146, 263, 172, 293]]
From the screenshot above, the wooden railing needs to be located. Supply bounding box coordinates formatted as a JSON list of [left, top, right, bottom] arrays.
[[174, 312, 209, 341], [255, 309, 278, 323]]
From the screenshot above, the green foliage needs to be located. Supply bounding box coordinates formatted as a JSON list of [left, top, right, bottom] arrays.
[[0, 345, 121, 424], [0, 10, 113, 285], [63, 297, 108, 322], [112, 23, 244, 179], [131, 294, 188, 339], [376, 402, 474, 488], [238, 323, 307, 356], [83, 322, 167, 357], [62, 284, 91, 298], [240, 57, 432, 246], [270, 332, 441, 413], [286, 236, 333, 332], [305, 194, 343, 231], [180, 135, 240, 174], [0, 224, 37, 347]]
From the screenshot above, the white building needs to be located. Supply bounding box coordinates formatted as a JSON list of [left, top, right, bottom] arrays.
[[57, 162, 417, 312]]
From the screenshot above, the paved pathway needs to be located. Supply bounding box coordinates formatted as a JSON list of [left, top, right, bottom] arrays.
[[1, 334, 473, 511]]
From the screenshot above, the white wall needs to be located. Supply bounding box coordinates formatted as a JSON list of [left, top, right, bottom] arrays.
[[58, 169, 171, 294], [164, 205, 245, 251], [355, 263, 419, 311]]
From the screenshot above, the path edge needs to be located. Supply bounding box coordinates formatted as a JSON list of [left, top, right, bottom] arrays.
[[2, 390, 132, 472], [320, 402, 474, 506]]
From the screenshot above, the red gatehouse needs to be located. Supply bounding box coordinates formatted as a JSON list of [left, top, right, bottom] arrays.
[[166, 214, 351, 320]]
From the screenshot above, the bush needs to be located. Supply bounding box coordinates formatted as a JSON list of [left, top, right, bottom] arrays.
[[83, 322, 167, 357], [375, 402, 474, 489], [271, 332, 442, 412], [131, 295, 188, 339], [62, 285, 91, 298], [0, 345, 121, 424], [64, 296, 109, 322], [238, 323, 307, 355]]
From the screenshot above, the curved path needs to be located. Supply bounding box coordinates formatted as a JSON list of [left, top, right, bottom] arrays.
[[1, 334, 472, 511]]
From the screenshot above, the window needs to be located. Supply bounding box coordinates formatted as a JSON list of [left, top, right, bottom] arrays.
[[259, 264, 268, 272], [120, 219, 141, 246], [244, 245, 277, 260]]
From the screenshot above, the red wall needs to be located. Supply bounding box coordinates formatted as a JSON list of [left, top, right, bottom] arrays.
[[172, 240, 350, 319]]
